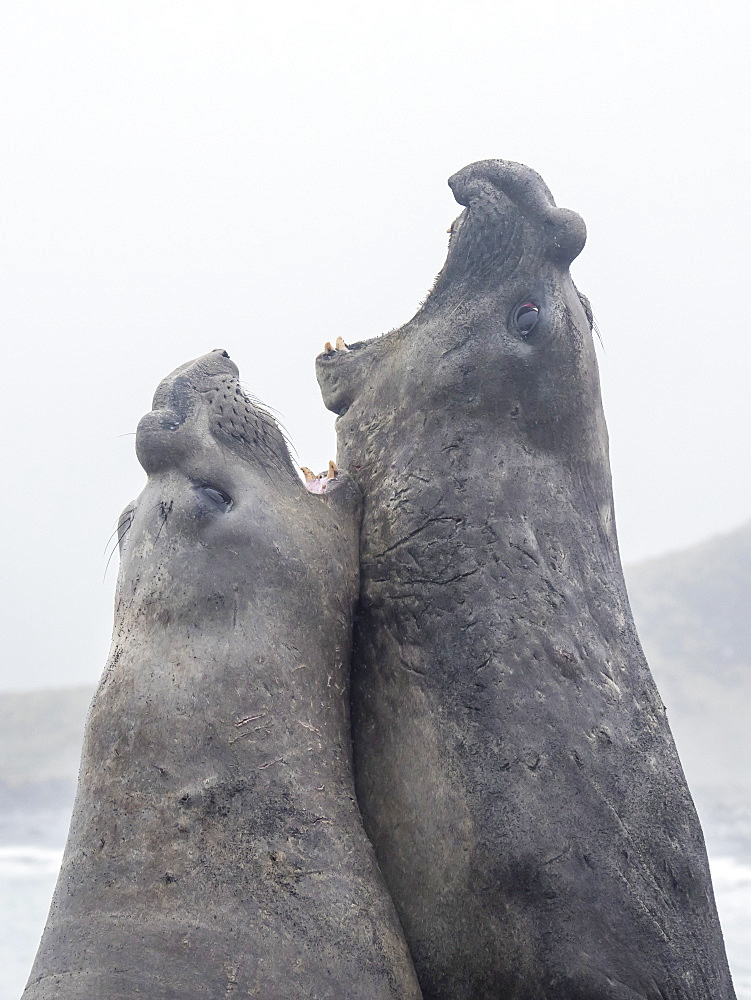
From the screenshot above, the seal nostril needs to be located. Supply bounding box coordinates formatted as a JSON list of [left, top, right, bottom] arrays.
[[213, 348, 231, 358]]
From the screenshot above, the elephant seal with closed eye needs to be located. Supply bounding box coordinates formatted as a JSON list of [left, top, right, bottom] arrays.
[[317, 162, 735, 999], [23, 350, 422, 1000]]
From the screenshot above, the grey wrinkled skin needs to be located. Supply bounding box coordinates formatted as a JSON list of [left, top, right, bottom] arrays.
[[23, 351, 422, 1000], [317, 162, 735, 1000]]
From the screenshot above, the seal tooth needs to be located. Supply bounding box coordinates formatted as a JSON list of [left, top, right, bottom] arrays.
[[327, 460, 338, 480], [324, 341, 334, 354], [335, 337, 350, 352], [301, 467, 316, 483]]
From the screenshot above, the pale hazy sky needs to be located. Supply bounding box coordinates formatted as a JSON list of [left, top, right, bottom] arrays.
[[2, 0, 750, 690]]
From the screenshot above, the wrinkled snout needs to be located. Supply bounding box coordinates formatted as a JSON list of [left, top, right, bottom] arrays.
[[136, 349, 238, 473]]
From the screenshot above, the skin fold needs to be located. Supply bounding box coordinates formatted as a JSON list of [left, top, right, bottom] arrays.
[[23, 350, 422, 1000], [317, 161, 736, 1000]]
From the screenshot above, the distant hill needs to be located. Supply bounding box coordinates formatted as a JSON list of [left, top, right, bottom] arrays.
[[1, 523, 749, 851], [625, 519, 751, 802], [0, 687, 91, 808]]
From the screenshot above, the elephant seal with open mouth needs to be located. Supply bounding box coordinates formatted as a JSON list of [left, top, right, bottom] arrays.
[[23, 350, 422, 1000], [317, 162, 735, 999]]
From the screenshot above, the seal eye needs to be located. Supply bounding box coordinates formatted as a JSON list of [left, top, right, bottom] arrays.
[[514, 303, 540, 335], [201, 486, 232, 509]]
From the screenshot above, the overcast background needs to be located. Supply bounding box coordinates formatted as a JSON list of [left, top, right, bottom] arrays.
[[1, 0, 749, 691]]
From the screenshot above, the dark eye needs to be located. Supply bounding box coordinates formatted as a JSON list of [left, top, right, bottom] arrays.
[[201, 486, 232, 508], [514, 302, 540, 335]]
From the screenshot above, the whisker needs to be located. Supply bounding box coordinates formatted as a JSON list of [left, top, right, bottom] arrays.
[[237, 382, 296, 446], [103, 527, 129, 583], [102, 523, 124, 555], [231, 381, 298, 463], [102, 507, 139, 571], [593, 316, 606, 354], [250, 405, 296, 454], [102, 507, 138, 555], [103, 498, 168, 579], [238, 381, 286, 418], [253, 439, 292, 482]]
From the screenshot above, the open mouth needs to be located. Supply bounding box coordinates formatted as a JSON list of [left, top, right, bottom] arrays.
[[319, 336, 357, 359], [317, 334, 383, 363]]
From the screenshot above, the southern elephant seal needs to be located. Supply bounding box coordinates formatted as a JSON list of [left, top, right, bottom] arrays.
[[317, 162, 735, 999], [23, 350, 422, 1000]]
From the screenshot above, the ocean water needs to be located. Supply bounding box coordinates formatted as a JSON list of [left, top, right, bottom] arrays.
[[711, 856, 751, 998], [2, 844, 750, 1000], [1, 846, 63, 1000]]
